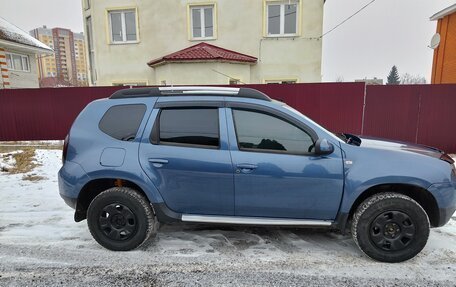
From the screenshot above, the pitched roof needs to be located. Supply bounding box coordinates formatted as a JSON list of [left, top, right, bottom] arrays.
[[0, 17, 52, 53], [147, 42, 257, 67], [430, 3, 456, 21]]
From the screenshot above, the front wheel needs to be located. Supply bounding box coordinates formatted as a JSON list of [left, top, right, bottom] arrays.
[[87, 187, 157, 251], [351, 192, 430, 263]]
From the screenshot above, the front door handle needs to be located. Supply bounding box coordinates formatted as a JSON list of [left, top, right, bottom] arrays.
[[148, 158, 169, 168], [236, 164, 258, 173]]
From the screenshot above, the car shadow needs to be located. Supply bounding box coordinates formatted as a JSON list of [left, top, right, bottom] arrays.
[[143, 222, 360, 257]]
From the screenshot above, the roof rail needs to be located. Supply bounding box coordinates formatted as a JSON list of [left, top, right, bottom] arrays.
[[159, 86, 240, 93], [109, 86, 271, 101], [109, 87, 161, 99]]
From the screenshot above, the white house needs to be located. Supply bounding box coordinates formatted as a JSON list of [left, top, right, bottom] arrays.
[[0, 17, 53, 89], [82, 0, 324, 86]]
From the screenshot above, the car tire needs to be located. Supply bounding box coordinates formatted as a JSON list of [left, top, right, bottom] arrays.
[[351, 192, 430, 263], [87, 187, 157, 251]]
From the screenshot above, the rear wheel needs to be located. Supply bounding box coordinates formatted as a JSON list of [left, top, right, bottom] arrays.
[[351, 192, 430, 262], [87, 187, 157, 251]]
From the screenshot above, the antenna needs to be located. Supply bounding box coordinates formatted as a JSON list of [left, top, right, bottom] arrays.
[[429, 33, 441, 49]]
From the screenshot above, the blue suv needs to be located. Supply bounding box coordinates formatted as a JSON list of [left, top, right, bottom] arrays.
[[58, 87, 456, 262]]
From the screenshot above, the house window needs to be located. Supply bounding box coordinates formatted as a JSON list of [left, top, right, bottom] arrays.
[[190, 5, 215, 39], [267, 1, 298, 36], [5, 53, 30, 72], [108, 9, 138, 43], [112, 82, 147, 87], [265, 79, 297, 84], [229, 78, 241, 85]]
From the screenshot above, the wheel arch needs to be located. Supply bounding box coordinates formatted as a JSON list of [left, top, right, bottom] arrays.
[[336, 183, 440, 232], [75, 178, 146, 221], [74, 175, 180, 223]]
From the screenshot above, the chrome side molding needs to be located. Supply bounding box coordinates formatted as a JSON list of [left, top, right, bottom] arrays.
[[181, 214, 332, 226]]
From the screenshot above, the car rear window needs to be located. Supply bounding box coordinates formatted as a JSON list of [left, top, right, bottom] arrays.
[[158, 108, 219, 148], [99, 104, 146, 141]]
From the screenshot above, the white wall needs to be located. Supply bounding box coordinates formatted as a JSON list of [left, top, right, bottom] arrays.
[[83, 0, 324, 86], [155, 62, 252, 85]]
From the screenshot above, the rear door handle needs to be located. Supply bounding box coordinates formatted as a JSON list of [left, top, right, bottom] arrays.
[[148, 158, 169, 167], [236, 164, 258, 173]]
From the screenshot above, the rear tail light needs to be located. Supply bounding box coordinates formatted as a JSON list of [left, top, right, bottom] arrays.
[[62, 134, 69, 164]]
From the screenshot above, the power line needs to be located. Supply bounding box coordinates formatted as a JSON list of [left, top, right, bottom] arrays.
[[319, 0, 377, 39], [211, 69, 246, 84]]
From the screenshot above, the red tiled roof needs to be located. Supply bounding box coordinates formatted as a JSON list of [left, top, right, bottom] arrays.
[[147, 42, 257, 67]]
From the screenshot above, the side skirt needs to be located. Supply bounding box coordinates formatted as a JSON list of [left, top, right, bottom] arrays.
[[181, 214, 333, 227]]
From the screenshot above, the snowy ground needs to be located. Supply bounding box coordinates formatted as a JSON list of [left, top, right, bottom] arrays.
[[0, 149, 455, 286]]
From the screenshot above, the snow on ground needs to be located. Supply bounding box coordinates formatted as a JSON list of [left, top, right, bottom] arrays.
[[0, 150, 17, 171], [0, 140, 63, 147], [0, 149, 455, 286]]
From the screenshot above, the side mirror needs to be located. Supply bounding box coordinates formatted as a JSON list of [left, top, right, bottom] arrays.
[[315, 138, 334, 155]]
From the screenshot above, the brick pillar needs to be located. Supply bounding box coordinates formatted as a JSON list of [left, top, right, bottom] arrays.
[[0, 47, 11, 89]]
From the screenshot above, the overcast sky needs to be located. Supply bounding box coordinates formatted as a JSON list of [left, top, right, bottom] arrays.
[[322, 0, 455, 82], [1, 0, 454, 83]]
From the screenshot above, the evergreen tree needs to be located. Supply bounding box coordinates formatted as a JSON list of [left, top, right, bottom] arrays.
[[387, 66, 400, 85]]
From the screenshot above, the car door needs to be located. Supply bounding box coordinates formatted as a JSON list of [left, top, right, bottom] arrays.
[[139, 104, 234, 215], [227, 106, 344, 220]]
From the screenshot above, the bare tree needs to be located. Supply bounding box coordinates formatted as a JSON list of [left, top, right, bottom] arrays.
[[400, 73, 427, 85]]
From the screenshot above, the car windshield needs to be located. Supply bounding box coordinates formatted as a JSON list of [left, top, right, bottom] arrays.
[[334, 133, 348, 142], [333, 132, 362, 146]]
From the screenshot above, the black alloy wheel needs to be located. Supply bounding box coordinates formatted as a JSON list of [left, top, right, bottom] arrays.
[[351, 192, 430, 263], [369, 210, 416, 251], [87, 187, 157, 251], [98, 203, 138, 241]]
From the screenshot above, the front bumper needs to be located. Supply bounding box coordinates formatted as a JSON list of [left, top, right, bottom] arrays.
[[427, 182, 456, 227], [438, 206, 456, 226]]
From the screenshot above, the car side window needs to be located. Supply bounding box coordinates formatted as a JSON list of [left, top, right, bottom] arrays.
[[157, 108, 219, 148], [99, 104, 146, 141], [232, 109, 314, 154]]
